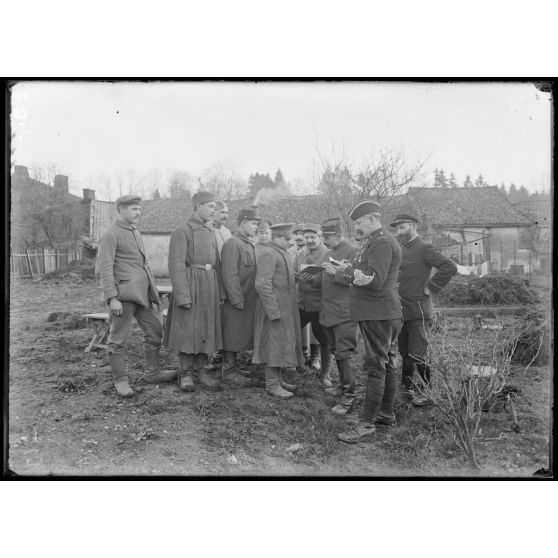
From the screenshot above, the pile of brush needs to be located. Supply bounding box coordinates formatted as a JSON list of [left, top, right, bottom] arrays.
[[508, 310, 550, 366]]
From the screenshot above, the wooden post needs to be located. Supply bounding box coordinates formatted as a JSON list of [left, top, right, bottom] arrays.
[[25, 249, 35, 280], [513, 240, 516, 266]]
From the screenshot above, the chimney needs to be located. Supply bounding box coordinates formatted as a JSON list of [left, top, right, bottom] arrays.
[[54, 174, 69, 196], [82, 188, 95, 201], [13, 165, 29, 181]]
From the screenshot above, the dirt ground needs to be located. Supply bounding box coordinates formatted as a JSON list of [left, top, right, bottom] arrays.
[[7, 276, 552, 477]]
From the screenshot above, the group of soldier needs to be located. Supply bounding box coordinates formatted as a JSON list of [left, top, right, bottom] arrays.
[[96, 190, 457, 444]]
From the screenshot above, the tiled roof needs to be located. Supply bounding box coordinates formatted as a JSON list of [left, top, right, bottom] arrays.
[[408, 186, 532, 227], [513, 200, 551, 226], [135, 186, 532, 234]]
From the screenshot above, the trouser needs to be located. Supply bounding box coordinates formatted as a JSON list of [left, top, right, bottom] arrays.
[[398, 318, 433, 388], [299, 310, 329, 348], [107, 301, 162, 380], [322, 321, 358, 362], [359, 319, 402, 423]]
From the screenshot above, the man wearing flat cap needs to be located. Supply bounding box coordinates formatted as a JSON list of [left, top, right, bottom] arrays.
[[391, 213, 457, 406], [334, 200, 403, 443], [164, 191, 225, 391], [96, 194, 176, 396], [294, 224, 331, 380], [220, 209, 261, 386], [253, 223, 304, 399], [314, 218, 359, 412]]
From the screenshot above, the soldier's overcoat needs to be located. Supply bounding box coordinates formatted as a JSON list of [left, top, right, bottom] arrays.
[[221, 231, 258, 352], [164, 215, 223, 355], [252, 243, 303, 368]]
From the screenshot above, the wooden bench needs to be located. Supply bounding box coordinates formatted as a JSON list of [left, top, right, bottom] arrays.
[[82, 308, 169, 352], [82, 313, 110, 353]]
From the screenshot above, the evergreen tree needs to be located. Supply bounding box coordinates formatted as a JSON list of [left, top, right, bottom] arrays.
[[152, 187, 161, 200], [448, 173, 458, 188], [433, 168, 439, 187], [463, 175, 473, 188], [438, 168, 448, 188], [499, 183, 507, 196], [474, 173, 485, 187], [274, 168, 286, 187], [517, 185, 530, 202], [508, 183, 518, 202], [248, 172, 275, 197]]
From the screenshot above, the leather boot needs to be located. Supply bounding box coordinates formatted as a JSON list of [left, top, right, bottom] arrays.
[[331, 359, 356, 415], [375, 370, 397, 425], [320, 346, 333, 388], [361, 375, 385, 424], [109, 351, 134, 397], [196, 353, 220, 388], [144, 348, 177, 384], [222, 351, 253, 386], [178, 352, 195, 392], [278, 368, 297, 391], [401, 356, 415, 402], [309, 344, 321, 371], [265, 366, 294, 399]]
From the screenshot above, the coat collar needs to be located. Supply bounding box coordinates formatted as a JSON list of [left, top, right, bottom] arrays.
[[115, 219, 136, 231], [188, 214, 212, 230], [234, 231, 253, 244]]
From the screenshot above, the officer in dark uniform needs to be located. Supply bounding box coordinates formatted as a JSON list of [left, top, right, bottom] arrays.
[[335, 201, 403, 443], [391, 213, 457, 405]]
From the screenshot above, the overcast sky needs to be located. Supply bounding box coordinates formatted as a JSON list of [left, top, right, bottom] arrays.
[[11, 81, 552, 199]]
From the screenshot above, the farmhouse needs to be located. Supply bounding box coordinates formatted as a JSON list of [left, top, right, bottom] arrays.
[[83, 186, 540, 277], [13, 162, 540, 279], [405, 187, 538, 274]]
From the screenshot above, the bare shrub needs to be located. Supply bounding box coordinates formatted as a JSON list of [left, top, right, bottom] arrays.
[[415, 318, 518, 470]]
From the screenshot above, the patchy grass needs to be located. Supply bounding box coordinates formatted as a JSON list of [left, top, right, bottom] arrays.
[[8, 277, 551, 476]]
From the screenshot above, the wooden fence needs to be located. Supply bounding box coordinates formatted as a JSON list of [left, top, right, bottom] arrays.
[[10, 245, 83, 278]]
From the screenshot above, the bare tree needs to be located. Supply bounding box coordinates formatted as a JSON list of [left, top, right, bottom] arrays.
[[317, 144, 428, 232], [201, 159, 247, 201], [169, 171, 197, 200]]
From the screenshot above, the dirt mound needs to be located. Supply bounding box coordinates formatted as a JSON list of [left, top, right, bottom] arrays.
[[434, 274, 540, 307], [43, 258, 96, 282], [46, 311, 87, 329]]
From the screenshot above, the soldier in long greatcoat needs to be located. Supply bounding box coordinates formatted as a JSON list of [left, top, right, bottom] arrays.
[[163, 191, 225, 391], [220, 208, 261, 386], [252, 223, 304, 399]]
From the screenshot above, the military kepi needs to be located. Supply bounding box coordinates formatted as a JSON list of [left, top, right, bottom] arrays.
[[270, 223, 294, 235], [302, 223, 321, 234], [293, 223, 305, 233], [322, 217, 342, 235], [116, 194, 142, 206], [348, 200, 381, 221], [390, 213, 419, 227], [192, 191, 216, 205], [237, 208, 262, 224]]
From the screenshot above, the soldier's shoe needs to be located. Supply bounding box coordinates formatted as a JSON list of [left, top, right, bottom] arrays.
[[114, 379, 135, 397], [331, 402, 353, 416], [178, 374, 195, 392], [337, 421, 376, 444], [412, 393, 429, 407], [266, 380, 294, 399], [309, 357, 321, 372], [236, 366, 253, 378], [198, 369, 220, 389], [322, 377, 333, 389], [278, 369, 297, 391], [144, 369, 177, 384], [401, 388, 415, 403], [223, 371, 253, 387], [374, 411, 397, 426]]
